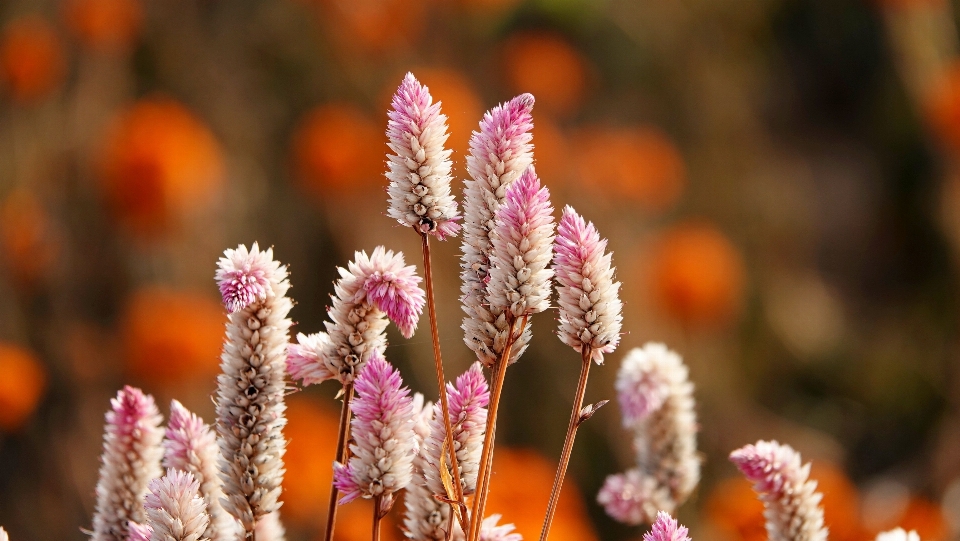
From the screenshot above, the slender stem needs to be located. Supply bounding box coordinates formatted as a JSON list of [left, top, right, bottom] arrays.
[[323, 383, 355, 541], [445, 503, 456, 541], [372, 496, 382, 541], [538, 348, 593, 541], [420, 233, 468, 530]]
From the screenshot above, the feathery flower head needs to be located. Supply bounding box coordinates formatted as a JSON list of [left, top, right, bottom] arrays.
[[597, 469, 664, 526], [478, 515, 522, 541], [358, 249, 425, 339], [144, 469, 210, 541], [214, 244, 291, 532], [286, 332, 336, 386], [729, 440, 827, 541], [127, 523, 152, 541], [644, 512, 691, 541], [254, 512, 286, 541], [403, 393, 450, 541], [424, 362, 490, 496], [553, 206, 622, 364], [92, 386, 164, 541], [216, 242, 282, 313], [876, 529, 920, 541], [333, 352, 415, 504], [615, 343, 676, 428], [386, 72, 460, 239]]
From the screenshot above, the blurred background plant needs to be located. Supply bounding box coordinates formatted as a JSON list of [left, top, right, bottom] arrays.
[[1, 0, 960, 540]]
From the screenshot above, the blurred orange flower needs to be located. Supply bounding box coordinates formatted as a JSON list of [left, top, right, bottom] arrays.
[[63, 0, 142, 52], [648, 221, 746, 328], [485, 447, 598, 541], [330, 498, 401, 541], [0, 16, 65, 103], [531, 116, 569, 185], [872, 497, 949, 541], [0, 189, 58, 287], [282, 395, 340, 526], [575, 125, 686, 212], [98, 98, 224, 236], [120, 287, 224, 385], [0, 342, 47, 431], [502, 32, 588, 117], [292, 103, 383, 199], [404, 68, 483, 166], [309, 0, 426, 54]]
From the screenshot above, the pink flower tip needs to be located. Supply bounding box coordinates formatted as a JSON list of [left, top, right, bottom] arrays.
[[361, 250, 426, 339], [215, 242, 276, 312], [285, 332, 336, 386], [644, 512, 691, 541], [113, 385, 159, 429], [332, 461, 361, 505], [127, 523, 152, 541]]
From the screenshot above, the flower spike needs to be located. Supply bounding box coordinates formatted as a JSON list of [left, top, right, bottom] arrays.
[[644, 512, 692, 541], [143, 469, 210, 541]]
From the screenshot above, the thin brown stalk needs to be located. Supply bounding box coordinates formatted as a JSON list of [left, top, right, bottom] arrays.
[[323, 383, 355, 541], [538, 347, 594, 541], [372, 496, 382, 541], [420, 232, 467, 530]]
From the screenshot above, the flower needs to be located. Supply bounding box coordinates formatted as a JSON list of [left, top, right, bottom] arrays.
[[333, 352, 415, 504], [403, 394, 450, 541], [644, 512, 691, 541], [423, 362, 490, 497], [0, 342, 46, 431], [876, 530, 921, 541], [163, 400, 236, 541], [254, 512, 285, 541], [553, 206, 622, 364], [0, 16, 64, 103], [729, 440, 827, 541], [385, 72, 461, 239], [63, 0, 142, 52], [286, 246, 424, 387], [214, 243, 292, 533], [127, 523, 152, 541], [478, 515, 522, 541], [460, 93, 537, 367], [596, 469, 664, 526], [92, 386, 164, 541], [144, 469, 210, 541], [502, 32, 587, 117]]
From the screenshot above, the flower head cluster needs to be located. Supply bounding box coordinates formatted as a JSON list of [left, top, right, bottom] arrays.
[[92, 386, 164, 541], [127, 523, 152, 541], [287, 247, 425, 387], [876, 530, 920, 541], [477, 515, 522, 541], [333, 352, 416, 504], [143, 469, 210, 541], [403, 394, 452, 541], [214, 243, 292, 533], [598, 344, 699, 525], [553, 206, 622, 364], [460, 94, 536, 367], [643, 512, 691, 541], [216, 242, 278, 313], [424, 362, 490, 497], [729, 440, 827, 541], [386, 72, 460, 239], [164, 400, 236, 541]]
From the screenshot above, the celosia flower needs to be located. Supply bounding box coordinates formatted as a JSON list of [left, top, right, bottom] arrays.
[[424, 362, 490, 497], [216, 242, 274, 313], [876, 529, 920, 541], [214, 243, 292, 533], [127, 523, 152, 541], [553, 206, 622, 364], [729, 440, 827, 541], [404, 394, 452, 541], [478, 515, 522, 541], [333, 352, 415, 504], [92, 386, 164, 541], [386, 72, 460, 239], [599, 344, 699, 525], [143, 469, 210, 541], [460, 94, 536, 367], [254, 512, 286, 541], [164, 400, 236, 541], [0, 526, 9, 541], [644, 512, 691, 541], [286, 246, 425, 387]]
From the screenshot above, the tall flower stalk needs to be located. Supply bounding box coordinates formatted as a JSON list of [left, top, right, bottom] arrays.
[[143, 469, 210, 541], [214, 242, 292, 538], [540, 206, 621, 541], [385, 72, 467, 524]]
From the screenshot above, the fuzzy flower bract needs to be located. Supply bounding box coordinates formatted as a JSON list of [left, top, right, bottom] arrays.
[[143, 469, 210, 541], [644, 512, 691, 541]]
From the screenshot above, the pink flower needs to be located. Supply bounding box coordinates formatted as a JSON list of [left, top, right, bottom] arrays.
[[285, 332, 336, 386], [126, 523, 152, 541], [333, 352, 416, 504], [143, 469, 210, 541], [729, 441, 827, 541], [597, 469, 665, 526], [553, 206, 623, 364], [215, 242, 282, 313], [386, 73, 460, 239], [424, 362, 490, 496], [460, 93, 536, 367], [92, 386, 164, 541], [362, 256, 426, 339], [644, 512, 691, 541], [478, 515, 522, 541]]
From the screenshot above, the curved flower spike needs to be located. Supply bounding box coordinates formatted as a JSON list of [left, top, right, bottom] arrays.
[[644, 512, 692, 541], [143, 469, 210, 541], [216, 242, 281, 313]]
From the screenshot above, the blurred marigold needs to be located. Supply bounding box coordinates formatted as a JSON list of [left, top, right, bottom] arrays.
[[98, 98, 224, 236], [708, 463, 863, 541], [63, 0, 142, 52], [397, 68, 482, 166], [292, 103, 383, 199], [0, 16, 65, 103], [121, 287, 224, 384], [575, 126, 685, 212], [282, 395, 339, 526], [0, 342, 47, 431], [648, 221, 745, 328], [485, 448, 598, 541], [0, 189, 58, 287], [502, 32, 588, 117], [309, 0, 426, 54], [531, 117, 569, 185]]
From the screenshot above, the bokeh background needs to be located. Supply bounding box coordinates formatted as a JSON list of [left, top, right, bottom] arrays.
[[1, 0, 960, 540]]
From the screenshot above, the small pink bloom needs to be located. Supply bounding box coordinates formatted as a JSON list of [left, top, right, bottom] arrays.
[[361, 254, 426, 339], [285, 332, 337, 386], [597, 469, 663, 526], [126, 523, 152, 541], [144, 469, 210, 541], [215, 242, 282, 313], [644, 512, 691, 541]]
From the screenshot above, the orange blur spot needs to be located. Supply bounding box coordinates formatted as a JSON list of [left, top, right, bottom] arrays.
[[0, 189, 58, 287], [98, 98, 224, 236], [120, 287, 224, 384], [502, 33, 588, 117], [282, 395, 341, 526], [310, 0, 426, 54], [0, 16, 64, 103], [531, 116, 569, 185], [0, 343, 47, 431], [64, 0, 142, 52], [329, 497, 402, 541], [648, 221, 746, 328], [292, 103, 383, 199], [575, 125, 685, 213]]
